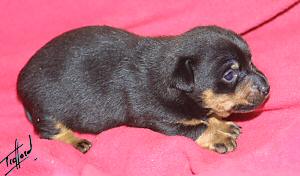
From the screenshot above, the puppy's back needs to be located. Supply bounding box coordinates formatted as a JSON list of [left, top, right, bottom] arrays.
[[18, 26, 138, 98], [17, 26, 140, 132]]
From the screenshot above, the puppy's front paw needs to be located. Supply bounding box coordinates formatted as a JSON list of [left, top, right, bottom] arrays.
[[196, 117, 241, 154]]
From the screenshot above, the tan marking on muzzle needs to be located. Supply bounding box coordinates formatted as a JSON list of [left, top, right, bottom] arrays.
[[201, 80, 253, 118]]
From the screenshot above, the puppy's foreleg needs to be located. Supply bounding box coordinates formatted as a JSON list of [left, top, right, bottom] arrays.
[[194, 117, 241, 154]]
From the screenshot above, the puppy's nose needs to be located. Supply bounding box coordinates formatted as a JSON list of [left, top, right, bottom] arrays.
[[258, 74, 270, 96], [251, 73, 270, 96], [258, 85, 270, 96]]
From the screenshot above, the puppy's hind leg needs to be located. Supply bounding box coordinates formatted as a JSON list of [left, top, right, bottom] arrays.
[[51, 123, 92, 154], [29, 110, 92, 154]]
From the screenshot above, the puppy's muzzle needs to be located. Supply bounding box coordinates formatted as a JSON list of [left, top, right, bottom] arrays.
[[233, 72, 270, 113]]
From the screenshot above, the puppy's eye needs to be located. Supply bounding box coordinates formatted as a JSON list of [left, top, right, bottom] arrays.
[[223, 69, 237, 82]]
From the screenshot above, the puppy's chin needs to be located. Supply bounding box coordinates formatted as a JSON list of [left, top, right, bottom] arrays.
[[203, 90, 269, 117], [232, 104, 258, 113], [232, 95, 269, 113]]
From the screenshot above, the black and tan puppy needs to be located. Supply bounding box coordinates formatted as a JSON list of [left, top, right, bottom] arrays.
[[17, 26, 269, 154]]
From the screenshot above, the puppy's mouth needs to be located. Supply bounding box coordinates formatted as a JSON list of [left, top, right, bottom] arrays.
[[232, 104, 260, 113], [232, 92, 268, 113]]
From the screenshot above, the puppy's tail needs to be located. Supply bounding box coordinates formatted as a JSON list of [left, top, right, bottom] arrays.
[[25, 109, 33, 123]]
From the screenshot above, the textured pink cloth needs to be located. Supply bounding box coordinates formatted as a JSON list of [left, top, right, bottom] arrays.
[[1, 0, 300, 175]]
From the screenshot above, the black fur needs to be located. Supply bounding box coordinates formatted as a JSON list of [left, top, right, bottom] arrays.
[[17, 25, 268, 141]]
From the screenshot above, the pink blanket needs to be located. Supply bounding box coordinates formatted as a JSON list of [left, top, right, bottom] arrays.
[[1, 0, 300, 175]]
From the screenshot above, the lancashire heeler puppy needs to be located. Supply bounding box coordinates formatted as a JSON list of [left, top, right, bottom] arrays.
[[17, 26, 269, 154]]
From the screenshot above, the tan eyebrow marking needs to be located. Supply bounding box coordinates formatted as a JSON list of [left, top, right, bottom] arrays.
[[231, 63, 239, 70]]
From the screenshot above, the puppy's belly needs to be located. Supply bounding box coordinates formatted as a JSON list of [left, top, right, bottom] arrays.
[[65, 115, 125, 134]]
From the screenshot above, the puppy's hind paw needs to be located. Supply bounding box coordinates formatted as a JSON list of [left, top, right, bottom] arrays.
[[74, 139, 92, 154]]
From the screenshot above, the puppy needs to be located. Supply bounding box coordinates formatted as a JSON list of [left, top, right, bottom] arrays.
[[17, 25, 269, 154]]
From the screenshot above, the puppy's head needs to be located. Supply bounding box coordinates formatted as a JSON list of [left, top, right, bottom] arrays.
[[170, 26, 270, 117]]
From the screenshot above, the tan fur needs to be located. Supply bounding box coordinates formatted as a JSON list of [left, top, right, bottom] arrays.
[[51, 123, 81, 145], [202, 80, 253, 117], [231, 63, 239, 70], [177, 119, 208, 126], [195, 117, 239, 153]]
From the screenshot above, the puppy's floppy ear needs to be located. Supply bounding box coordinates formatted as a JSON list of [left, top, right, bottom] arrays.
[[171, 58, 194, 92]]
